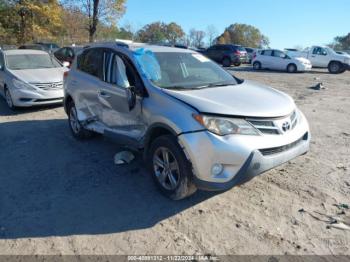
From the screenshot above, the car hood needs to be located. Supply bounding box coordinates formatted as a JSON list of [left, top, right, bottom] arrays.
[[294, 57, 311, 64], [8, 67, 68, 83], [162, 80, 296, 118]]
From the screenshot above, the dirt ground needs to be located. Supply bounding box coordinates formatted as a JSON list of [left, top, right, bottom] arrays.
[[0, 66, 349, 255]]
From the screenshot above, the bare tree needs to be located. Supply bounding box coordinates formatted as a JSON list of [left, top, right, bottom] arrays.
[[63, 0, 126, 42], [206, 25, 218, 46], [189, 28, 206, 48]]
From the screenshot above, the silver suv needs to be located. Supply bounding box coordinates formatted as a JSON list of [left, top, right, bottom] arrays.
[[63, 42, 310, 200]]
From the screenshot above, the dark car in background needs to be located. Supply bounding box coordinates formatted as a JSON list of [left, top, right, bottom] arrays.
[[202, 44, 248, 67], [54, 46, 83, 66], [35, 42, 60, 52], [245, 47, 258, 64], [18, 44, 48, 51]]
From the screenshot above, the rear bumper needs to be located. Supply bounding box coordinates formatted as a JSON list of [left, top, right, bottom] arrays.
[[343, 63, 350, 71]]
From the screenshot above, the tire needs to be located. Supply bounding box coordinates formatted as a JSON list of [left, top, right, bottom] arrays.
[[253, 61, 261, 70], [4, 88, 15, 110], [222, 57, 231, 67], [328, 61, 343, 74], [148, 135, 197, 200], [233, 62, 241, 67], [287, 63, 297, 73], [67, 101, 93, 139]]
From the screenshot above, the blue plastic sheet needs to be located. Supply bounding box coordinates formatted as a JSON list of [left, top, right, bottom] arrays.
[[133, 48, 161, 81]]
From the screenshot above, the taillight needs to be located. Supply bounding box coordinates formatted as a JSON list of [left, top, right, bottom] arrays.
[[253, 52, 257, 59], [63, 71, 69, 78], [234, 50, 241, 55]]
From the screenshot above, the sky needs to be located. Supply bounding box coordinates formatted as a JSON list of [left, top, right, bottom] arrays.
[[119, 0, 350, 49]]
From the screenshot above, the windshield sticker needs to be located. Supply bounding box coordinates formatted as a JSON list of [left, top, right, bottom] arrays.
[[192, 54, 210, 63], [133, 48, 161, 81]]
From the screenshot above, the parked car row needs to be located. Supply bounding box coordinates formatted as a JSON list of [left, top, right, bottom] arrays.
[[0, 41, 313, 200]]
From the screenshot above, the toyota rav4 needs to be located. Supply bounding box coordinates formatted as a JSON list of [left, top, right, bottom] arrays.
[[63, 42, 311, 200]]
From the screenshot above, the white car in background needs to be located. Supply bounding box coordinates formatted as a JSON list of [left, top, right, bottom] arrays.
[[0, 49, 68, 109], [252, 49, 312, 73], [286, 46, 350, 74]]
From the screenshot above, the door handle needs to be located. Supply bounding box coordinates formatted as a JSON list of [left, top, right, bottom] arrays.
[[98, 91, 111, 99]]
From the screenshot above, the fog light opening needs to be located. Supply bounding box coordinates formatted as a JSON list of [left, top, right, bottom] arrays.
[[212, 163, 223, 176]]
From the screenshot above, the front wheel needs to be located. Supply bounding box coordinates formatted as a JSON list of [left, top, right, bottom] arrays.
[[148, 135, 197, 200], [68, 102, 94, 139], [287, 63, 297, 73], [4, 88, 15, 110]]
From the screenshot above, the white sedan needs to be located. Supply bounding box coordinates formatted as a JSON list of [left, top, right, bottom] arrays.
[[0, 49, 68, 109], [252, 49, 312, 73]]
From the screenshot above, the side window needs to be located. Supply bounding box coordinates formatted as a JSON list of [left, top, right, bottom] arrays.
[[273, 50, 286, 58], [78, 49, 103, 79], [263, 50, 273, 56], [67, 48, 74, 58], [313, 47, 327, 56], [104, 51, 137, 89], [0, 53, 4, 67]]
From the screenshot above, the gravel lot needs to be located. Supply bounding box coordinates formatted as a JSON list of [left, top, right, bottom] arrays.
[[0, 66, 349, 255]]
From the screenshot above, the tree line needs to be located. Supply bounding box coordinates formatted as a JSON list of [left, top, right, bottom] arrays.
[[0, 0, 348, 51]]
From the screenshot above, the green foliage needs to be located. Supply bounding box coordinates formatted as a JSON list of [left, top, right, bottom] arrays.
[[331, 33, 350, 50], [216, 23, 269, 48], [136, 21, 185, 45]]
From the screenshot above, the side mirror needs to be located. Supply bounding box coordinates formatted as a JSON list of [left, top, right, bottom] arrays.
[[62, 61, 70, 67], [126, 86, 136, 111]]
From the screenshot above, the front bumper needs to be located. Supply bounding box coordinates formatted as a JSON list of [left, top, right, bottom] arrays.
[[10, 88, 63, 107], [178, 111, 310, 191], [299, 64, 312, 71]]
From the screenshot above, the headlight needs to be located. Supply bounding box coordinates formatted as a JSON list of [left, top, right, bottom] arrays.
[[193, 114, 260, 136], [12, 79, 34, 90]]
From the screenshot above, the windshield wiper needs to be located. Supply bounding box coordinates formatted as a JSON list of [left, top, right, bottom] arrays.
[[198, 82, 234, 89]]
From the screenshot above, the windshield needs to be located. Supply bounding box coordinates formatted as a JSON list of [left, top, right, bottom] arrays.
[[6, 54, 62, 70], [135, 51, 238, 89]]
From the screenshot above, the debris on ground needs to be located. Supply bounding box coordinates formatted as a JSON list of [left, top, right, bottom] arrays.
[[333, 204, 349, 210], [114, 151, 135, 165], [298, 208, 350, 231], [310, 82, 325, 90]]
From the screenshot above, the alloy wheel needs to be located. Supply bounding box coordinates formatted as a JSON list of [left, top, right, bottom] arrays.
[[5, 89, 13, 108], [69, 106, 81, 134], [153, 147, 180, 190]]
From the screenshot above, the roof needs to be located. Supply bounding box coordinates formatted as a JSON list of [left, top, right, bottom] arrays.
[[84, 41, 195, 53], [2, 49, 49, 55]]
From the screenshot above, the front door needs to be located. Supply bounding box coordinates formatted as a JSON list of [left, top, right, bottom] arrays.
[[96, 50, 146, 141], [309, 47, 329, 67]]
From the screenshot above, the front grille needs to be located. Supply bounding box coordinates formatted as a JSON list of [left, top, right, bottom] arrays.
[[30, 81, 63, 90], [248, 110, 298, 135], [259, 133, 308, 156], [248, 120, 280, 135]]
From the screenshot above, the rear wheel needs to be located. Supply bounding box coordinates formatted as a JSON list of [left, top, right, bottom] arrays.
[[328, 61, 343, 74], [148, 135, 197, 200], [233, 62, 241, 67], [253, 61, 261, 70], [287, 63, 297, 73], [4, 88, 15, 110], [68, 101, 93, 139], [222, 57, 231, 67]]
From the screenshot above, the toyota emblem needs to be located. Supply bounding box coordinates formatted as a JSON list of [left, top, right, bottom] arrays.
[[282, 122, 291, 132]]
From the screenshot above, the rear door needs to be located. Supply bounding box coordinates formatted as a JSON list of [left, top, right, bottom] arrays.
[[96, 49, 146, 141], [260, 50, 273, 68], [70, 48, 105, 122]]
